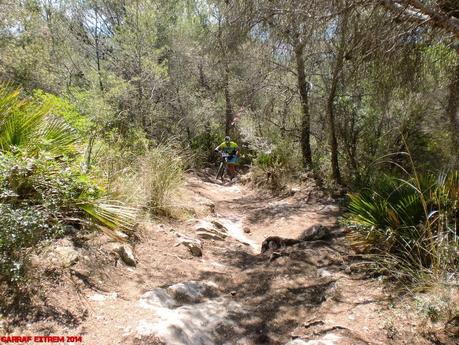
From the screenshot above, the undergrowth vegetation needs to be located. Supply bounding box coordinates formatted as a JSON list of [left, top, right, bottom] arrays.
[[0, 153, 134, 283], [347, 170, 458, 286], [0, 84, 187, 287], [102, 140, 185, 216], [246, 137, 302, 192]]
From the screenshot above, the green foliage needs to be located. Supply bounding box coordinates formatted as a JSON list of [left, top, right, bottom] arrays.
[[0, 85, 77, 154], [347, 171, 458, 284], [0, 152, 138, 283], [0, 87, 138, 284], [33, 90, 92, 134], [0, 153, 83, 282], [190, 123, 224, 165], [0, 205, 63, 282], [96, 138, 184, 216], [140, 142, 184, 215], [251, 139, 302, 191]]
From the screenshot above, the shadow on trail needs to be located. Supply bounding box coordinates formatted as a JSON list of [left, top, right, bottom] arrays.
[[198, 230, 347, 345]]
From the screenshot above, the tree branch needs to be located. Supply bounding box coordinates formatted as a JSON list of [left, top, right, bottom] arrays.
[[379, 0, 459, 38]]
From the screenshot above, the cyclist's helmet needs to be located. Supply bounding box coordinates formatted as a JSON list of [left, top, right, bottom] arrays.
[[224, 136, 231, 143]]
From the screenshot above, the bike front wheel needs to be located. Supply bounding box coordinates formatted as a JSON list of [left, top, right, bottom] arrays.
[[216, 162, 225, 180]]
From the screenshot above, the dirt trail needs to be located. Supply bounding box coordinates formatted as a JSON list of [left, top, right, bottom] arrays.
[[7, 174, 432, 345]]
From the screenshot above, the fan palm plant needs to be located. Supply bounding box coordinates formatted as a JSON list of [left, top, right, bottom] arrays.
[[0, 85, 77, 154], [347, 171, 458, 282], [0, 85, 139, 274]]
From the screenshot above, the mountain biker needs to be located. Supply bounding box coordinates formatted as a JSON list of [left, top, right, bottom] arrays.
[[214, 136, 240, 180]]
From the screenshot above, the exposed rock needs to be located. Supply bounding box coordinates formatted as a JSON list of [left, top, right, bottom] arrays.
[[178, 237, 203, 257], [210, 220, 226, 230], [262, 225, 333, 254], [131, 281, 246, 345], [141, 281, 220, 308], [196, 231, 225, 241], [70, 262, 91, 278], [45, 240, 79, 268], [301, 224, 332, 241], [284, 333, 342, 345], [199, 200, 216, 214], [113, 230, 129, 240], [115, 245, 137, 267], [166, 281, 219, 305], [321, 204, 340, 213], [192, 219, 228, 241], [261, 236, 301, 254], [284, 340, 310, 345], [103, 242, 137, 266], [243, 227, 251, 233]]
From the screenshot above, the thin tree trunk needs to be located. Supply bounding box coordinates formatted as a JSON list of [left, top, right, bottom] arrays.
[[446, 53, 459, 167], [84, 135, 96, 173], [134, 1, 145, 129], [94, 8, 104, 92], [294, 43, 313, 169], [224, 66, 234, 136], [326, 10, 348, 185], [216, 14, 234, 137]]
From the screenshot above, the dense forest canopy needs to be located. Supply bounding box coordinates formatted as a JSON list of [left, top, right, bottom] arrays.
[[1, 0, 457, 181]]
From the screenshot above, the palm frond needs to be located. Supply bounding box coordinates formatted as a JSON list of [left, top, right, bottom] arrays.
[[79, 201, 139, 241], [0, 84, 77, 154]]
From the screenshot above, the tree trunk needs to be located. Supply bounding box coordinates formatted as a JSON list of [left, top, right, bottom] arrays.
[[446, 52, 459, 167], [94, 8, 104, 92], [326, 10, 348, 185], [294, 43, 313, 169], [224, 66, 234, 136]]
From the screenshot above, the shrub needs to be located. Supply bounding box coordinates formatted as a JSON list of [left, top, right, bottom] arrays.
[[347, 171, 458, 284], [101, 141, 184, 216], [140, 143, 184, 213], [0, 205, 64, 282], [0, 152, 138, 283], [190, 124, 224, 167], [0, 85, 138, 285], [0, 85, 77, 155], [251, 139, 302, 191]]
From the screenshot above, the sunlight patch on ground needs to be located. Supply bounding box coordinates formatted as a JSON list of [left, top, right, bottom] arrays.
[[215, 216, 258, 252], [133, 281, 246, 345]]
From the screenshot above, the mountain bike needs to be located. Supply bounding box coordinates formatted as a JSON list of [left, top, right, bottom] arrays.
[[216, 152, 229, 181]]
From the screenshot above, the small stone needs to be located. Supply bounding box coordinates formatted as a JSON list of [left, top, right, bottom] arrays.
[[90, 293, 117, 302], [51, 245, 79, 267], [243, 227, 251, 233], [113, 244, 137, 267], [113, 230, 129, 240], [196, 231, 225, 241], [102, 241, 135, 266], [318, 269, 332, 277], [180, 238, 203, 257], [321, 204, 340, 213]]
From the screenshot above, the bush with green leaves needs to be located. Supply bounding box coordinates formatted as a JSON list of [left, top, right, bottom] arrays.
[[0, 85, 138, 284], [0, 86, 78, 155], [0, 152, 137, 283], [0, 205, 64, 282], [347, 171, 458, 284], [251, 139, 302, 191], [190, 124, 225, 166]]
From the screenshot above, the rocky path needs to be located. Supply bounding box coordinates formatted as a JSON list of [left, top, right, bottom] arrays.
[[9, 174, 432, 345]]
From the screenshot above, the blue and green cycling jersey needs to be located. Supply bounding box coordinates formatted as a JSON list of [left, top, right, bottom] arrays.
[[217, 141, 239, 164]]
